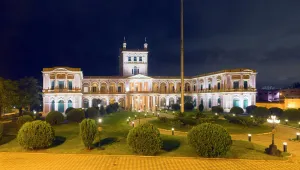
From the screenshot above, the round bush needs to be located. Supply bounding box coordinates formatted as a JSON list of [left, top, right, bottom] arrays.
[[17, 115, 34, 128], [246, 105, 257, 114], [46, 111, 64, 125], [212, 106, 224, 113], [269, 107, 283, 117], [66, 109, 85, 123], [65, 107, 74, 114], [252, 107, 270, 118], [187, 123, 232, 157], [172, 104, 180, 111], [127, 123, 162, 155], [80, 119, 97, 149], [17, 120, 55, 149], [230, 106, 244, 115], [85, 108, 99, 119], [283, 109, 300, 121]]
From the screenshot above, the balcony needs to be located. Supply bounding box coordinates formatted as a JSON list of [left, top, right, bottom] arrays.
[[197, 88, 256, 93], [43, 88, 82, 93]]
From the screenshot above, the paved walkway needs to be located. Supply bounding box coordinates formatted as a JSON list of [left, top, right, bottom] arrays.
[[0, 152, 298, 170]]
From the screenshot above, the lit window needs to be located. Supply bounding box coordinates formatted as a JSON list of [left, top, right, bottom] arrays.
[[233, 81, 239, 89], [92, 87, 97, 92], [68, 81, 72, 90], [128, 57, 131, 61], [134, 56, 137, 61], [139, 57, 142, 61]]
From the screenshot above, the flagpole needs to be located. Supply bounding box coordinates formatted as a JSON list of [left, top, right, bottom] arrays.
[[180, 0, 185, 113]]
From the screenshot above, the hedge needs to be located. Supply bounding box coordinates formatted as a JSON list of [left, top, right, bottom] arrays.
[[80, 119, 97, 149], [184, 102, 194, 111], [17, 120, 55, 149], [224, 115, 265, 127], [246, 105, 257, 114], [85, 108, 99, 119], [65, 107, 74, 114], [172, 104, 180, 111], [187, 123, 232, 157], [46, 111, 64, 125], [16, 115, 34, 129], [66, 109, 85, 123], [127, 123, 162, 155], [283, 109, 300, 121], [23, 111, 34, 118], [269, 107, 283, 117], [230, 106, 244, 115]]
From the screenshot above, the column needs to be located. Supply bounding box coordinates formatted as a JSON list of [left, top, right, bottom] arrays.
[[147, 96, 150, 110], [132, 95, 134, 110], [89, 99, 92, 107], [153, 95, 156, 110]]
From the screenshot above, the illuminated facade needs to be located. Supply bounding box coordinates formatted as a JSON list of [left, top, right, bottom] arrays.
[[42, 41, 257, 113]]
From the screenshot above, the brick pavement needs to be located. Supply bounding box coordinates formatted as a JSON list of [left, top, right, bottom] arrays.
[[0, 152, 299, 170]]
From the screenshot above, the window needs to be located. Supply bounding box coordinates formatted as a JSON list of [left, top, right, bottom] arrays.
[[68, 81, 72, 90], [217, 98, 221, 105], [233, 99, 239, 107], [92, 86, 97, 92], [217, 82, 221, 90], [128, 57, 131, 61], [118, 86, 122, 93], [208, 99, 212, 108], [193, 85, 196, 91], [133, 66, 138, 75], [51, 81, 55, 90], [134, 56, 137, 61], [58, 81, 64, 89], [208, 84, 211, 90], [83, 87, 88, 92], [233, 81, 239, 89], [139, 57, 142, 61], [244, 81, 248, 89], [243, 99, 248, 109], [200, 84, 203, 90]]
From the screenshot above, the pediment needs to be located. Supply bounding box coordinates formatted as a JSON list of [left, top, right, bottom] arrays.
[[127, 74, 153, 79]]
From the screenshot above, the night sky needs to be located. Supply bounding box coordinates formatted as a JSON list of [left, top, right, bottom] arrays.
[[1, 0, 300, 88]]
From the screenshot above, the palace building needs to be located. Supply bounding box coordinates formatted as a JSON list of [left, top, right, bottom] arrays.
[[42, 40, 257, 113]]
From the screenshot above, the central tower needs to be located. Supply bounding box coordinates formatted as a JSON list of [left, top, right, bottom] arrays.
[[119, 38, 149, 76]]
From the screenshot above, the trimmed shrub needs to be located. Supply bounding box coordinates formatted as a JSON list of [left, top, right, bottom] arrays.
[[66, 109, 85, 123], [195, 112, 206, 119], [246, 105, 257, 114], [252, 107, 270, 118], [224, 115, 265, 127], [127, 123, 162, 155], [283, 109, 300, 121], [17, 120, 55, 149], [184, 102, 194, 111], [79, 119, 97, 149], [111, 103, 119, 112], [23, 111, 34, 118], [187, 123, 232, 157], [106, 105, 114, 114], [99, 106, 106, 116], [178, 117, 197, 126], [269, 107, 283, 117], [172, 104, 180, 111], [197, 118, 213, 124], [46, 111, 64, 125], [0, 123, 3, 141], [212, 106, 224, 113], [16, 115, 34, 129], [230, 106, 244, 115], [85, 108, 99, 119], [65, 107, 74, 114], [158, 116, 168, 123], [198, 104, 204, 112]]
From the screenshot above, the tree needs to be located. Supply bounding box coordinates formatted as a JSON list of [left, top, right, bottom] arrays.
[[17, 77, 41, 115], [252, 107, 270, 118], [246, 105, 257, 114], [0, 78, 18, 116]]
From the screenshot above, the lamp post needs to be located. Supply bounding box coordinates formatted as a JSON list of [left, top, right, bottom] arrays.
[[98, 118, 102, 148], [285, 119, 288, 125], [267, 115, 280, 145], [172, 128, 175, 135], [297, 132, 300, 140], [248, 134, 252, 142]]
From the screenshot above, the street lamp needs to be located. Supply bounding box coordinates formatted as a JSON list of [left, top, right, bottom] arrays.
[[296, 132, 300, 140], [98, 118, 102, 124], [267, 115, 280, 145], [250, 115, 253, 118], [172, 128, 175, 135], [98, 118, 102, 148]]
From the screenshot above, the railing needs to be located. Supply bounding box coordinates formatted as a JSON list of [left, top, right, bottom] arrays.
[[197, 88, 256, 93], [43, 89, 82, 93]]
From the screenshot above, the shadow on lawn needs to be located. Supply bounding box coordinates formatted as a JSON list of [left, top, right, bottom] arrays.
[[162, 139, 181, 152], [0, 135, 16, 145], [50, 136, 66, 147], [93, 137, 119, 148]]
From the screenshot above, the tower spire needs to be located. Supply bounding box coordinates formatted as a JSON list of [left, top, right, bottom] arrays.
[[144, 37, 148, 50], [123, 36, 127, 50]]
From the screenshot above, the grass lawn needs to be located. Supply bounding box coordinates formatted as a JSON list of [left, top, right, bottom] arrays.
[[280, 120, 300, 129], [149, 118, 272, 134], [0, 111, 286, 160]]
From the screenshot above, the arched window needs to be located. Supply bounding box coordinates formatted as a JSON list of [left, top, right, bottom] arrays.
[[201, 99, 203, 105], [133, 66, 139, 75], [217, 82, 221, 90], [208, 99, 212, 108], [58, 100, 64, 113], [243, 99, 248, 109], [233, 99, 240, 107], [208, 84, 211, 90], [134, 56, 137, 61], [83, 99, 89, 108], [68, 100, 72, 108], [51, 100, 55, 111], [217, 98, 221, 105], [193, 85, 196, 92]]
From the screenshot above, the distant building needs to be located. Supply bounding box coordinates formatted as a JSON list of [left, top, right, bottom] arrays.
[[42, 40, 257, 113], [256, 86, 280, 102]]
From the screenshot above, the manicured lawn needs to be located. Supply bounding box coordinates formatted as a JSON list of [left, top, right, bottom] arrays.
[[149, 118, 272, 134], [280, 120, 300, 129], [0, 111, 286, 160]]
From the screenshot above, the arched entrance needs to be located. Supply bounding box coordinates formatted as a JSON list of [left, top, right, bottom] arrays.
[[92, 99, 102, 107], [233, 99, 240, 107], [243, 99, 248, 109], [68, 100, 73, 108], [58, 100, 64, 113]]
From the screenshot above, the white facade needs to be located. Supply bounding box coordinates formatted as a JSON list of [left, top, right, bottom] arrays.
[[42, 43, 257, 113]]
